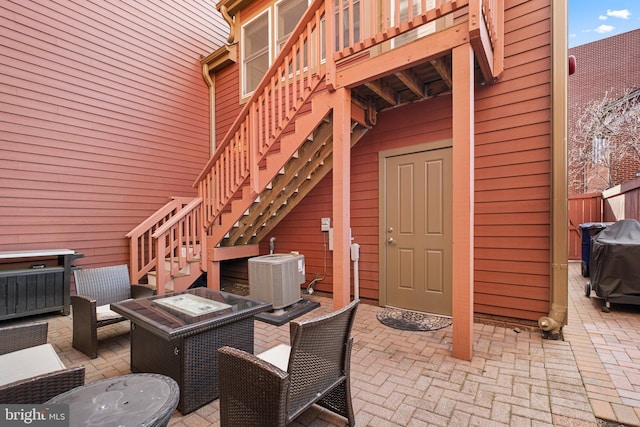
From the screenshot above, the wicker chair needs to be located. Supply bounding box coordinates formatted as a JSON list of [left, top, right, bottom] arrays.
[[218, 299, 359, 427], [0, 321, 85, 404], [72, 264, 155, 358]]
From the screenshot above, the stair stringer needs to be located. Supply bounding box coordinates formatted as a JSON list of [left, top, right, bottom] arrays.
[[226, 121, 369, 246], [207, 90, 334, 248], [226, 119, 335, 245]]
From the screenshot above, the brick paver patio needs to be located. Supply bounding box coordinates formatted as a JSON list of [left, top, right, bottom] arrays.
[[18, 261, 640, 426]]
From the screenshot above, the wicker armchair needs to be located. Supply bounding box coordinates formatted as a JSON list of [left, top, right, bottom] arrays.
[[72, 264, 155, 358], [219, 299, 359, 427], [0, 321, 85, 404]]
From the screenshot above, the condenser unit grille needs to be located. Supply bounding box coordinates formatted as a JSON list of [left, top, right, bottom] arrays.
[[248, 254, 305, 309]]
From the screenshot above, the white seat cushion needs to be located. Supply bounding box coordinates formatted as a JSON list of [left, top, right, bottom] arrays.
[[0, 344, 66, 386], [96, 304, 123, 321], [257, 343, 291, 372]]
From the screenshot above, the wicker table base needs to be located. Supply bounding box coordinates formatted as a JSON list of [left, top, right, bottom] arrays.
[[130, 317, 254, 414], [111, 288, 271, 415]]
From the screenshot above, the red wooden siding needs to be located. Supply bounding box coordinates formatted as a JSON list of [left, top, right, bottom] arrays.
[[215, 64, 242, 147], [250, 0, 553, 321], [473, 0, 552, 321], [0, 1, 225, 268], [258, 97, 453, 301]]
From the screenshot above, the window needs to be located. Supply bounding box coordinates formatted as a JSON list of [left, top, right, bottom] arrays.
[[242, 10, 271, 97], [241, 0, 309, 98], [592, 136, 607, 164], [276, 0, 309, 53]]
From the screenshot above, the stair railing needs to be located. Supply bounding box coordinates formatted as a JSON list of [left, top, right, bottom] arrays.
[[194, 0, 327, 232], [151, 197, 203, 295], [126, 197, 197, 284]]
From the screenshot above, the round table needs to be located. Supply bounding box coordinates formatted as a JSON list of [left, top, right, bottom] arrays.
[[46, 373, 179, 427]]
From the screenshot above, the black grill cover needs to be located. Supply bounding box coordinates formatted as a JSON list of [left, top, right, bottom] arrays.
[[591, 219, 640, 299]]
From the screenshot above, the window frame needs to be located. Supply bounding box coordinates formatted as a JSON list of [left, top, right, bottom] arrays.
[[240, 0, 311, 100], [592, 135, 607, 165], [275, 0, 310, 54], [241, 8, 272, 98]]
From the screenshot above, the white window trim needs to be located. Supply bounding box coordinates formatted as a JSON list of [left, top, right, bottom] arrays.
[[592, 136, 607, 165]]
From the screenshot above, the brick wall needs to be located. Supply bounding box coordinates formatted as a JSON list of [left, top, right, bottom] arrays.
[[568, 29, 640, 194]]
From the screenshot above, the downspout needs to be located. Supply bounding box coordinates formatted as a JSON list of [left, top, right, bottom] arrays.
[[201, 63, 216, 154], [538, 0, 569, 340], [200, 43, 239, 154]]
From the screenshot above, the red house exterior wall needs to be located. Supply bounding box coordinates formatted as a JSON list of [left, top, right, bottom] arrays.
[[234, 0, 553, 321], [0, 1, 226, 268], [568, 29, 640, 194]]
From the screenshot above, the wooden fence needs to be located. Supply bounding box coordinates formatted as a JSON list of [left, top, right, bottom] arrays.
[[568, 193, 602, 260], [602, 176, 640, 222], [568, 178, 640, 260]]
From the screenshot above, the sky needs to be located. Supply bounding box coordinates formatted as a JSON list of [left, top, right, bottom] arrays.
[[569, 0, 640, 47]]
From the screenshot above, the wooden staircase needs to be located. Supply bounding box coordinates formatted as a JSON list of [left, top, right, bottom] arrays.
[[126, 1, 342, 293], [223, 118, 368, 246], [125, 90, 368, 294], [127, 0, 504, 294]]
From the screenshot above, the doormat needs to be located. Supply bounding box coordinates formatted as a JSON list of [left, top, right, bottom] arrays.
[[255, 299, 320, 326], [377, 307, 452, 331]]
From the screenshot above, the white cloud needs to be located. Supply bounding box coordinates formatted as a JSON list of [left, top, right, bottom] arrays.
[[594, 24, 615, 34], [607, 9, 631, 19], [599, 15, 607, 20]]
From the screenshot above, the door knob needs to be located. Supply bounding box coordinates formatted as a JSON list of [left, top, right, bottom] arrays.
[[387, 237, 394, 244]]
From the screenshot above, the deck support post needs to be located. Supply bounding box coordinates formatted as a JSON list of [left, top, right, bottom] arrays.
[[451, 43, 475, 361], [332, 88, 352, 309], [207, 261, 221, 290]]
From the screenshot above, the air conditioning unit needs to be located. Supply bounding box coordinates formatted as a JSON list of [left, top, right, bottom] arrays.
[[248, 253, 305, 309]]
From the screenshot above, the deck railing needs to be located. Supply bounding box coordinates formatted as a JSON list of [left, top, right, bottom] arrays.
[[480, 0, 499, 48], [329, 0, 470, 60], [470, 0, 504, 79], [195, 0, 327, 231]]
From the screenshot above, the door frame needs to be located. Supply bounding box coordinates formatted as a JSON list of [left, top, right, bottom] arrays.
[[378, 139, 453, 307]]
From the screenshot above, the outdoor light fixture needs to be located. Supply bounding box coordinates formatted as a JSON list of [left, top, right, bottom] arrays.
[[569, 55, 576, 75]]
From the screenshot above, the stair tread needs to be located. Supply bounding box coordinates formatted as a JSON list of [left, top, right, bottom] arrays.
[[165, 257, 201, 263]]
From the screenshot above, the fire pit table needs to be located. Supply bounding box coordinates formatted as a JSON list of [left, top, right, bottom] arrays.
[[111, 288, 271, 414]]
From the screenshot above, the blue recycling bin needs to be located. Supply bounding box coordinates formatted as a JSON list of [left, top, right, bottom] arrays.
[[579, 222, 612, 277]]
